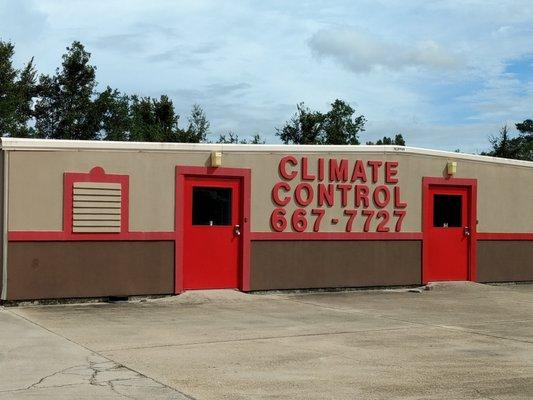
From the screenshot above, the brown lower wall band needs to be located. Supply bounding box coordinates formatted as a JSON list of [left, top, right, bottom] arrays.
[[7, 241, 174, 300], [250, 240, 422, 291], [477, 241, 533, 282]]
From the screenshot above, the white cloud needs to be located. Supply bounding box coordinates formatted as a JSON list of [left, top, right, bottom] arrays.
[[308, 28, 462, 73], [2, 0, 533, 151], [458, 77, 533, 122]]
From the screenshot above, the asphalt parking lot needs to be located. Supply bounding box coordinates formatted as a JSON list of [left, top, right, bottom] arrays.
[[0, 282, 532, 399]]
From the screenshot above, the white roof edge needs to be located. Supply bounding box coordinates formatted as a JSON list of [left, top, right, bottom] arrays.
[[1, 137, 533, 168]]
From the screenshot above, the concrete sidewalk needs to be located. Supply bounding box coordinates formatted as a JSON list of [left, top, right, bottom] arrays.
[[1, 282, 532, 399]]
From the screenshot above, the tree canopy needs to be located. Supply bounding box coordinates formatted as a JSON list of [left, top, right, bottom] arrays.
[[217, 132, 265, 144], [516, 119, 533, 135], [7, 38, 532, 156], [484, 123, 533, 161], [0, 41, 37, 137], [276, 100, 366, 145], [1, 40, 212, 143], [2, 39, 408, 147], [34, 42, 99, 140], [367, 134, 406, 146]]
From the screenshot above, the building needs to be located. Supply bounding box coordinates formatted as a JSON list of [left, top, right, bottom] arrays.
[[1, 138, 532, 301]]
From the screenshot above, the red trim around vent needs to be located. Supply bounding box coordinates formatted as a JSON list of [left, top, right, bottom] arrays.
[[64, 166, 129, 237]]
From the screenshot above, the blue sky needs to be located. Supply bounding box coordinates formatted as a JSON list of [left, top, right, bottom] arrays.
[[1, 0, 532, 152]]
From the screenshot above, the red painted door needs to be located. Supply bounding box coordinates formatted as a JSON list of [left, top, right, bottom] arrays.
[[183, 176, 242, 289], [425, 186, 470, 281]]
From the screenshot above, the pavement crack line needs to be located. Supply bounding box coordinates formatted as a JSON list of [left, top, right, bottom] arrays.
[[5, 308, 198, 400], [0, 383, 84, 394], [24, 364, 85, 391], [0, 364, 86, 393], [107, 379, 137, 400], [279, 297, 533, 345], [460, 318, 532, 326], [99, 326, 415, 352]]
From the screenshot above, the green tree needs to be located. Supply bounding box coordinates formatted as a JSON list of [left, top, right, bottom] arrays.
[[0, 40, 37, 137], [367, 133, 406, 146], [276, 102, 324, 144], [185, 104, 210, 143], [1, 39, 214, 144], [217, 131, 243, 144], [249, 133, 265, 144], [95, 87, 131, 141], [485, 125, 521, 159], [129, 96, 211, 143], [34, 41, 100, 139], [514, 119, 533, 160], [217, 132, 265, 144], [129, 95, 181, 142], [276, 100, 365, 145], [516, 119, 533, 135], [322, 99, 366, 145]]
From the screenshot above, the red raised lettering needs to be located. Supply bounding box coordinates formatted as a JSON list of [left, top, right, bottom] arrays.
[[279, 155, 298, 180], [317, 183, 335, 207], [362, 209, 375, 232], [311, 208, 325, 232], [301, 157, 316, 181], [394, 186, 407, 208], [317, 158, 325, 181], [336, 184, 351, 207], [373, 185, 390, 208], [385, 161, 399, 183], [270, 208, 287, 232], [393, 210, 406, 232], [294, 182, 314, 206], [376, 210, 390, 232], [350, 160, 367, 183], [271, 182, 291, 206], [343, 209, 357, 232], [354, 185, 369, 208], [367, 160, 383, 183], [329, 159, 349, 182], [291, 209, 308, 232]]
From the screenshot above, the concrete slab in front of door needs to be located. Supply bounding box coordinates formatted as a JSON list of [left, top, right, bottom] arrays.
[[3, 282, 533, 400]]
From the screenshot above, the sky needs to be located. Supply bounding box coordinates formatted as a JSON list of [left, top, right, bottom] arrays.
[[1, 0, 532, 152]]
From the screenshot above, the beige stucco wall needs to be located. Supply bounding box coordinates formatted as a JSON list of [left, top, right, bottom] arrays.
[[7, 149, 533, 233], [9, 150, 207, 232]]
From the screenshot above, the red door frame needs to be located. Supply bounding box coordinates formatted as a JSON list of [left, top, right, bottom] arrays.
[[422, 177, 478, 284], [175, 166, 251, 294]]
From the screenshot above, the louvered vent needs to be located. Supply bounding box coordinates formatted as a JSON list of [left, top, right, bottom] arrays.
[[72, 182, 122, 233]]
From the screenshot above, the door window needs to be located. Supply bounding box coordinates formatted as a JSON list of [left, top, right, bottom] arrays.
[[433, 194, 462, 227], [192, 187, 232, 226]]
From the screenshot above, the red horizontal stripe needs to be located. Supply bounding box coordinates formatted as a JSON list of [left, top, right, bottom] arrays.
[[15, 231, 531, 242], [8, 231, 175, 241], [249, 232, 422, 241], [477, 232, 533, 240]]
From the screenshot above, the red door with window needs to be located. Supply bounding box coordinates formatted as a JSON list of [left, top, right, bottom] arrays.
[[183, 176, 242, 289], [424, 185, 471, 282]]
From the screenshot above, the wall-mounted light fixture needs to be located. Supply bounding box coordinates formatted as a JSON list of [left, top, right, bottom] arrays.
[[211, 151, 222, 167], [447, 161, 457, 176]]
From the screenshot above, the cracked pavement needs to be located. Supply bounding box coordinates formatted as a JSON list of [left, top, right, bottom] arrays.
[[0, 309, 191, 400], [0, 282, 532, 399], [1, 354, 188, 399]]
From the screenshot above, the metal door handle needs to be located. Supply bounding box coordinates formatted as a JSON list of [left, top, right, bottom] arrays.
[[234, 225, 241, 236], [464, 226, 470, 236]]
